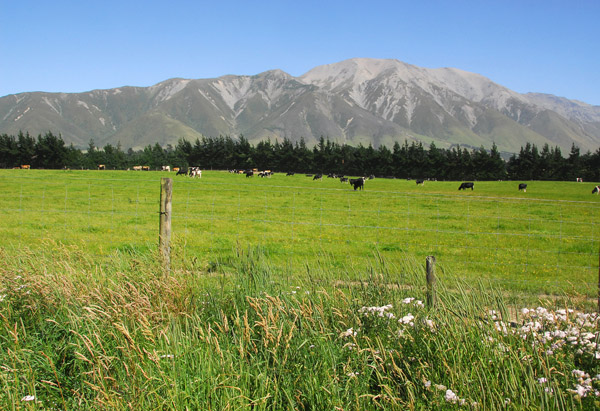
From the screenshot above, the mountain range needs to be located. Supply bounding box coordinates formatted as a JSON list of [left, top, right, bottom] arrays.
[[1, 58, 599, 154]]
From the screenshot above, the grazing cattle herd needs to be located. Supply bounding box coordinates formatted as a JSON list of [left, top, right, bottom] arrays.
[[14, 164, 599, 195]]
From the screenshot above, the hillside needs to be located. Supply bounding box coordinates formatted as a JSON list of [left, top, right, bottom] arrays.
[[1, 58, 599, 153]]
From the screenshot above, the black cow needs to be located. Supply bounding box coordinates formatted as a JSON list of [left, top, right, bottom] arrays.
[[340, 177, 348, 183], [286, 172, 295, 176], [416, 179, 424, 185], [176, 168, 188, 176], [313, 174, 323, 181], [593, 186, 599, 194], [350, 177, 365, 191], [245, 171, 254, 178], [458, 182, 474, 191], [518, 183, 527, 192]]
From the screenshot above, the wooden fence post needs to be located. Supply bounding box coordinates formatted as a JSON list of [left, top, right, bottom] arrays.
[[159, 178, 172, 272], [426, 255, 436, 308]]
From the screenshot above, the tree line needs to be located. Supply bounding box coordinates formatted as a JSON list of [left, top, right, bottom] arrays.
[[1, 131, 599, 181]]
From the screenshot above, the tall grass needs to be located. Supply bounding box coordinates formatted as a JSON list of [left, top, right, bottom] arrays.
[[1, 243, 598, 410]]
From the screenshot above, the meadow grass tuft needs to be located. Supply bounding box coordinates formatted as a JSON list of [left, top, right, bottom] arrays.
[[1, 243, 599, 410]]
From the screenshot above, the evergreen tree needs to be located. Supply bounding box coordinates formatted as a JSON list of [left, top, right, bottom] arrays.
[[567, 143, 581, 181], [34, 132, 68, 169], [17, 131, 36, 167], [0, 134, 18, 168], [254, 139, 274, 170]]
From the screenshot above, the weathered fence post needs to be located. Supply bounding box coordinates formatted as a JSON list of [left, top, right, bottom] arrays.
[[426, 255, 436, 308], [159, 178, 172, 272]]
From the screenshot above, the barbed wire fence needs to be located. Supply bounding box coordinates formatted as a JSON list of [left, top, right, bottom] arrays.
[[170, 177, 599, 296], [2, 172, 599, 303]]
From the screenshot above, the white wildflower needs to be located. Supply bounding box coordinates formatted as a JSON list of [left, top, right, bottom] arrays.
[[340, 328, 357, 338], [568, 384, 589, 397], [425, 319, 435, 330], [21, 395, 35, 402], [445, 389, 459, 403], [399, 313, 415, 325]]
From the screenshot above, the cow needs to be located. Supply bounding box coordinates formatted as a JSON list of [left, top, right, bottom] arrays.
[[313, 174, 323, 181], [577, 178, 583, 182], [20, 165, 30, 169], [246, 171, 254, 178], [142, 166, 150, 171], [458, 182, 474, 190], [189, 167, 202, 178], [592, 186, 599, 194], [161, 165, 170, 172], [518, 183, 527, 192], [286, 172, 295, 176], [176, 168, 187, 176], [133, 165, 143, 171], [350, 177, 365, 191], [416, 179, 424, 185], [340, 177, 349, 183], [98, 164, 105, 170]]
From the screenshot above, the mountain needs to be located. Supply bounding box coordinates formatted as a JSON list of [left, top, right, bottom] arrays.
[[1, 58, 599, 153]]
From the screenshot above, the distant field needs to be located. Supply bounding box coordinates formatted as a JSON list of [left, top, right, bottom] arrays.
[[1, 169, 598, 298]]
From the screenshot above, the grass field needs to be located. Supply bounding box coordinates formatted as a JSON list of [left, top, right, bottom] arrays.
[[1, 169, 598, 299], [1, 169, 600, 409]]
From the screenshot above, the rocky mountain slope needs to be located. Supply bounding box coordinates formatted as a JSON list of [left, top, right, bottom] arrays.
[[1, 58, 598, 153]]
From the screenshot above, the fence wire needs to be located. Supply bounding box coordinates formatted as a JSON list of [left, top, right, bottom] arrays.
[[1, 171, 598, 298]]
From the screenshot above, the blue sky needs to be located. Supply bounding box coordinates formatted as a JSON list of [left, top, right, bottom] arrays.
[[2, 0, 599, 105]]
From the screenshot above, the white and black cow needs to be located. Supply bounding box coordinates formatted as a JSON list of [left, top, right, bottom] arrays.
[[189, 167, 202, 178], [458, 182, 474, 190], [313, 174, 323, 181], [518, 183, 527, 192], [416, 179, 424, 185], [592, 186, 599, 194]]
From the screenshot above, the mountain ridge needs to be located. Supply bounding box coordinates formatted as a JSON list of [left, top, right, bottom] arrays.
[[1, 58, 599, 153]]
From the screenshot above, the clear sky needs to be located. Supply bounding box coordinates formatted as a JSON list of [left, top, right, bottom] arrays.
[[1, 0, 599, 105]]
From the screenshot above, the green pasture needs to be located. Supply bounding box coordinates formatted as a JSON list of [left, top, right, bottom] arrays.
[[1, 169, 598, 298]]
